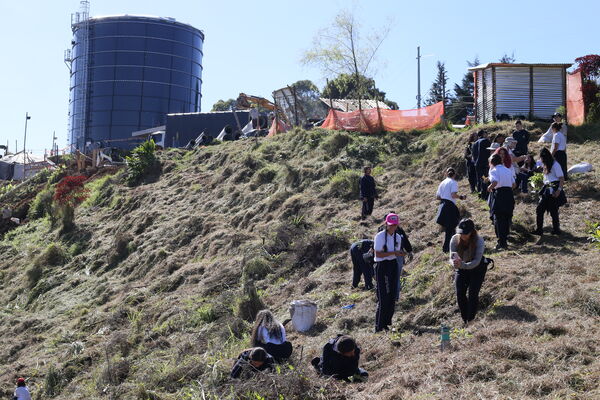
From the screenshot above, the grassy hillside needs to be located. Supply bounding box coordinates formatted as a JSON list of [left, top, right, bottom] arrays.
[[0, 122, 599, 399]]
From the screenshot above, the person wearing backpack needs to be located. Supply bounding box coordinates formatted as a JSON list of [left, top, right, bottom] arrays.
[[373, 213, 405, 332], [13, 378, 31, 400], [436, 168, 466, 253], [359, 166, 377, 219], [532, 148, 566, 236], [449, 219, 488, 326], [250, 310, 292, 362], [350, 239, 374, 290], [230, 347, 275, 379], [487, 153, 516, 250], [311, 335, 368, 382]]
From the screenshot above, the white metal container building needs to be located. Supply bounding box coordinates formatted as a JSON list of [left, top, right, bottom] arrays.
[[469, 63, 572, 123]]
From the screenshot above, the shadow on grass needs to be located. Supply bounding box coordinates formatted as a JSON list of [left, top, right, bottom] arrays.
[[488, 305, 537, 322]]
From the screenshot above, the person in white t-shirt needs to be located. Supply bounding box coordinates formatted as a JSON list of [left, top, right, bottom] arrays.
[[533, 148, 566, 235], [550, 122, 568, 181], [13, 378, 31, 400], [250, 309, 292, 361], [539, 112, 567, 143], [373, 213, 405, 332], [487, 153, 516, 250], [435, 168, 466, 253]]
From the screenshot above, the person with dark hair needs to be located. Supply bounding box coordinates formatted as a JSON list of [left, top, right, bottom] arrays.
[[13, 378, 31, 400], [550, 122, 568, 181], [490, 133, 506, 146], [250, 310, 292, 361], [449, 219, 487, 326], [465, 131, 478, 193], [539, 112, 568, 143], [472, 130, 491, 200], [311, 335, 368, 381], [512, 120, 530, 157], [373, 213, 404, 332], [381, 212, 414, 301], [359, 166, 377, 219], [533, 148, 566, 235], [230, 347, 275, 379], [515, 154, 536, 194], [487, 153, 516, 250], [350, 239, 375, 290], [436, 168, 466, 253]]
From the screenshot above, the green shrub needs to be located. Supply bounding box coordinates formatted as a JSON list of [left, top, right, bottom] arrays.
[[26, 243, 68, 288], [346, 140, 383, 163], [28, 187, 55, 219], [327, 169, 361, 199], [321, 132, 352, 157], [45, 364, 64, 397], [530, 172, 544, 192], [194, 304, 218, 324], [243, 257, 272, 281], [253, 166, 278, 185], [126, 140, 158, 186], [236, 281, 265, 321], [82, 174, 116, 208], [26, 263, 44, 289]]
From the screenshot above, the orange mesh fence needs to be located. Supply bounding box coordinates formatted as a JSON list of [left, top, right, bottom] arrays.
[[321, 101, 444, 133], [267, 118, 290, 137], [567, 71, 585, 126]]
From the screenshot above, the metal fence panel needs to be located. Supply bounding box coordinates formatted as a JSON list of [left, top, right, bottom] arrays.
[[495, 67, 530, 118], [476, 70, 484, 123], [484, 69, 494, 122], [533, 67, 564, 119]]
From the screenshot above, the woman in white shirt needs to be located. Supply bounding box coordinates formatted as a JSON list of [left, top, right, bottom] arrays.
[[550, 122, 568, 181], [487, 153, 516, 250], [435, 168, 466, 253], [532, 148, 566, 235], [250, 309, 292, 361]]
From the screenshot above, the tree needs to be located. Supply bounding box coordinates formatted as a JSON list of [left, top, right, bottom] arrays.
[[499, 52, 516, 63], [211, 99, 236, 112], [289, 80, 328, 119], [573, 54, 600, 122], [302, 9, 390, 107], [447, 57, 479, 123], [425, 61, 450, 106], [322, 73, 398, 109]]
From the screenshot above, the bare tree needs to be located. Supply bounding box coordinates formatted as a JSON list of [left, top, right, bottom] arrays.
[[302, 10, 390, 109]]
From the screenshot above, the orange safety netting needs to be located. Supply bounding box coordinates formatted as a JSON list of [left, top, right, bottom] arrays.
[[321, 101, 444, 133], [567, 71, 585, 126], [267, 118, 290, 137]]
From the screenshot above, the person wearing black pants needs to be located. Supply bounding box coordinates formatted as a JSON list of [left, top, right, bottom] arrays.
[[487, 154, 515, 250], [472, 130, 491, 200], [533, 148, 567, 235], [373, 213, 404, 332], [436, 168, 466, 253], [550, 122, 568, 181], [449, 219, 487, 326], [349, 239, 374, 290], [359, 166, 377, 219], [465, 132, 478, 192]]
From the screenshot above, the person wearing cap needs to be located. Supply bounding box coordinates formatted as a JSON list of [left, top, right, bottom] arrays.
[[230, 347, 275, 379], [539, 113, 568, 143], [449, 219, 487, 326], [381, 212, 414, 301], [532, 148, 566, 236], [487, 153, 516, 250], [373, 213, 404, 332], [13, 378, 31, 400], [550, 122, 568, 181], [311, 335, 368, 381], [359, 166, 378, 219], [350, 239, 375, 290], [471, 130, 491, 200], [435, 168, 466, 253], [512, 120, 530, 157]]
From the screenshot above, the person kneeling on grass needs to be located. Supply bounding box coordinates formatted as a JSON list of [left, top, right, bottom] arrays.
[[13, 378, 31, 400], [230, 347, 275, 379], [250, 309, 293, 362], [311, 335, 368, 382]]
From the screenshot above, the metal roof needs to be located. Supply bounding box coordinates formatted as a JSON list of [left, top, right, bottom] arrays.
[[83, 15, 204, 37], [320, 98, 391, 112], [468, 63, 572, 71]]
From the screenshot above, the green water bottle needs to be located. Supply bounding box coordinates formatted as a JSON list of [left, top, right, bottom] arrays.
[[440, 324, 450, 351]]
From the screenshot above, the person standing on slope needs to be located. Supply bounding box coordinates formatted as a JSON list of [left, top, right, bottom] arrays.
[[359, 166, 377, 219], [471, 130, 491, 200], [436, 168, 466, 253], [539, 112, 567, 143], [487, 153, 516, 250], [512, 120, 530, 158], [550, 122, 568, 181], [532, 148, 566, 236]]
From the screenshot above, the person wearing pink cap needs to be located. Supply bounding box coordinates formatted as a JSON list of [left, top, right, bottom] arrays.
[[14, 378, 31, 400], [373, 213, 405, 332]]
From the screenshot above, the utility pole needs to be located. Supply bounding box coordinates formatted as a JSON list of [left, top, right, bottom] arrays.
[[416, 46, 422, 109], [23, 112, 31, 178], [52, 131, 57, 157]]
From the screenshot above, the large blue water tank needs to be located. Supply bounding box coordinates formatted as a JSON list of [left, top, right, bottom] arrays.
[[68, 15, 204, 151]]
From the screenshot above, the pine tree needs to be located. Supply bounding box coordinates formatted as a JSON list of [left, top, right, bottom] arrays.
[[447, 57, 479, 123], [425, 61, 449, 106]]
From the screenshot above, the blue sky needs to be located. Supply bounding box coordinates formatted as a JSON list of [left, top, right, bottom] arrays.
[[0, 0, 597, 153]]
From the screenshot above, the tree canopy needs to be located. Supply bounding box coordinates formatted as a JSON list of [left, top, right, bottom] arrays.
[[322, 73, 398, 110], [211, 99, 236, 112]]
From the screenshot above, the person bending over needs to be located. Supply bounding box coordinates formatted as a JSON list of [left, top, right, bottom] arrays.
[[230, 347, 275, 379], [250, 309, 293, 362], [349, 239, 375, 290], [311, 335, 368, 382]]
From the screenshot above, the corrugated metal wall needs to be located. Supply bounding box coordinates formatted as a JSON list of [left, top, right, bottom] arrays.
[[533, 67, 564, 119], [495, 67, 530, 117], [476, 70, 484, 123], [484, 69, 494, 122]]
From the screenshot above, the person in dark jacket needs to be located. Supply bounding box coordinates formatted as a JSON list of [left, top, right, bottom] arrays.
[[512, 120, 530, 157], [230, 347, 275, 379], [436, 168, 466, 252], [471, 130, 491, 200], [359, 166, 377, 219], [465, 131, 478, 193], [349, 239, 374, 290], [487, 154, 516, 250], [311, 335, 368, 381]]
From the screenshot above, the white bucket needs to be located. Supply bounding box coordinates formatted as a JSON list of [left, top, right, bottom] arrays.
[[289, 300, 317, 332]]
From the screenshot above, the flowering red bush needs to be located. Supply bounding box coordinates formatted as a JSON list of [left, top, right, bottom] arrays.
[[574, 55, 600, 79], [53, 175, 89, 207]]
